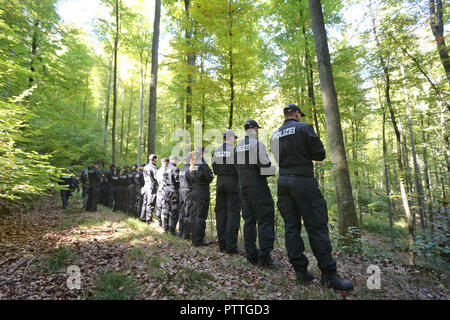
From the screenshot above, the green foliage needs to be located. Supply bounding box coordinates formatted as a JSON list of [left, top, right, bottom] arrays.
[[363, 214, 407, 238], [0, 0, 106, 207], [92, 271, 137, 300], [46, 246, 78, 273], [333, 226, 364, 254], [0, 93, 60, 201]]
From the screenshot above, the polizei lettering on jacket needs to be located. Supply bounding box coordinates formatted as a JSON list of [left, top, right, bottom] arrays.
[[236, 144, 250, 152], [214, 151, 231, 157], [272, 126, 295, 140]]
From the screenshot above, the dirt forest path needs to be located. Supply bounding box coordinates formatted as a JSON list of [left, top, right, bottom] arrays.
[[0, 194, 448, 300]]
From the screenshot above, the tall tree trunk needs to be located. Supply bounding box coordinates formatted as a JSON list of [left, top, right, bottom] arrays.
[[351, 120, 363, 228], [228, 0, 235, 129], [200, 51, 206, 140], [401, 64, 426, 234], [126, 84, 133, 158], [138, 51, 149, 164], [119, 106, 124, 160], [309, 0, 359, 240], [104, 54, 113, 150], [422, 116, 434, 234], [401, 126, 416, 227], [428, 0, 450, 84], [29, 20, 39, 85], [112, 0, 120, 164], [185, 0, 194, 130], [303, 18, 325, 195], [148, 0, 161, 157], [383, 108, 395, 245], [439, 106, 450, 176], [370, 0, 414, 264]]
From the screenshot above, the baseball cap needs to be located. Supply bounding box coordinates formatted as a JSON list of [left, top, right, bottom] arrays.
[[169, 155, 179, 162], [244, 120, 261, 130], [149, 154, 158, 161], [284, 104, 306, 117]]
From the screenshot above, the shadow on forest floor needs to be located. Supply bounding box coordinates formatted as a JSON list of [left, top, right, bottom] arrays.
[[0, 193, 448, 300]]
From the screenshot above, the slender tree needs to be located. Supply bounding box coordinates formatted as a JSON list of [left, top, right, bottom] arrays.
[[401, 64, 426, 233], [308, 0, 359, 240], [147, 0, 161, 157], [428, 0, 450, 84], [112, 0, 120, 164], [104, 53, 113, 150]]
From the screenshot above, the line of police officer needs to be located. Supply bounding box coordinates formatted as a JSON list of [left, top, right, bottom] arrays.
[[76, 104, 353, 291]]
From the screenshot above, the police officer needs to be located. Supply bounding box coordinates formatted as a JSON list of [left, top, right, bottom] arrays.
[[178, 153, 193, 240], [271, 104, 353, 291], [104, 164, 115, 208], [128, 164, 138, 216], [80, 168, 89, 209], [59, 170, 77, 209], [86, 160, 102, 212], [158, 155, 180, 234], [141, 155, 159, 223], [98, 172, 108, 206], [235, 120, 279, 267], [129, 164, 139, 216], [112, 167, 121, 212], [120, 165, 131, 213], [212, 129, 242, 254], [165, 155, 180, 235], [156, 158, 169, 227], [136, 163, 146, 218], [187, 147, 214, 247]]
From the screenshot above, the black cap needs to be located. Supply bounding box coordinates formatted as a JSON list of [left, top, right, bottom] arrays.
[[92, 160, 99, 164], [244, 120, 261, 130], [110, 164, 116, 169], [140, 163, 146, 167], [116, 167, 121, 171], [284, 104, 306, 117], [123, 164, 129, 169]]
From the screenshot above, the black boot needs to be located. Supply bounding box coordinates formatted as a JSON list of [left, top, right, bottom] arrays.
[[227, 247, 243, 255], [320, 272, 354, 291], [258, 254, 281, 268], [193, 240, 212, 247], [295, 270, 314, 286]]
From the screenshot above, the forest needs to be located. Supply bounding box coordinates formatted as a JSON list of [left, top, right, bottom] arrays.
[[0, 0, 448, 300]]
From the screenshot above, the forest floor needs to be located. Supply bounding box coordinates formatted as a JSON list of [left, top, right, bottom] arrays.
[[0, 193, 448, 300]]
